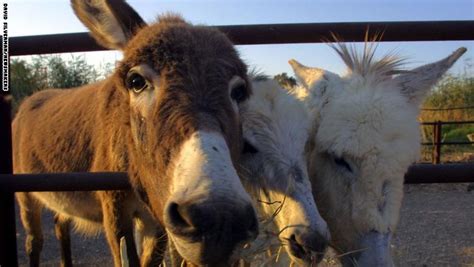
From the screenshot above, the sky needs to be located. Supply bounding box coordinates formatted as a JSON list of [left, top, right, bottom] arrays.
[[8, 0, 474, 77]]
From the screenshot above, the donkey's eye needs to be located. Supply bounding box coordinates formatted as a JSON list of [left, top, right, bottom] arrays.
[[242, 140, 258, 154], [231, 84, 247, 103], [334, 156, 352, 173], [126, 72, 148, 93]]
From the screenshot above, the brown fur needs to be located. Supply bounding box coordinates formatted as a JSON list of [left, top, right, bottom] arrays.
[[119, 15, 250, 222], [13, 2, 251, 266]]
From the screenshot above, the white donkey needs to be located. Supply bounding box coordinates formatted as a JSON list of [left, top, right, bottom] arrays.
[[239, 76, 330, 265], [162, 75, 331, 266], [288, 43, 466, 266], [43, 74, 330, 267]]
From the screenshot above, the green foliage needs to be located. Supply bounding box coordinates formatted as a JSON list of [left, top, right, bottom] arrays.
[[443, 125, 474, 142], [274, 72, 297, 89], [420, 60, 474, 162], [10, 54, 103, 114], [425, 75, 474, 107], [10, 58, 47, 113], [422, 61, 474, 121], [32, 55, 99, 89]]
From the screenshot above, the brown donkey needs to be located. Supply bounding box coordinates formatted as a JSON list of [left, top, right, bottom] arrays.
[[13, 1, 258, 266]]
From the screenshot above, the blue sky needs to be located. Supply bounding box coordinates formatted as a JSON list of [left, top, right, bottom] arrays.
[[9, 0, 474, 76]]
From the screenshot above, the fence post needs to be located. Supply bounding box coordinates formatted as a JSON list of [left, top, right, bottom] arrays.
[[0, 97, 18, 267], [0, 41, 18, 265], [432, 121, 442, 164]]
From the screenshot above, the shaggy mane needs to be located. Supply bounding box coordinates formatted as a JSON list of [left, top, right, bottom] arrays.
[[248, 67, 270, 81], [156, 12, 187, 24], [329, 32, 407, 79]]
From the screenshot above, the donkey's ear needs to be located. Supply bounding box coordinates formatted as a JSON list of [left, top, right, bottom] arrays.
[[288, 59, 327, 89], [71, 0, 146, 50], [394, 47, 467, 106]]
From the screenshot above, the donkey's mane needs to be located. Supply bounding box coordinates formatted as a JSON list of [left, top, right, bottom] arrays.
[[329, 33, 407, 80], [156, 12, 187, 25], [248, 68, 270, 82]]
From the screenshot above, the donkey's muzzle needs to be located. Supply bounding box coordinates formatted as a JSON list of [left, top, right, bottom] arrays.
[[164, 200, 258, 265], [341, 231, 393, 267], [288, 229, 329, 264]]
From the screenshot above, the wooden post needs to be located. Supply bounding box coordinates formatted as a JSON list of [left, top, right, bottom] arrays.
[[431, 123, 437, 164], [432, 121, 442, 164]]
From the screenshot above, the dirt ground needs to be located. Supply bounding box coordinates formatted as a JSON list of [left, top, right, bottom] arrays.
[[15, 184, 474, 267], [392, 184, 474, 267]]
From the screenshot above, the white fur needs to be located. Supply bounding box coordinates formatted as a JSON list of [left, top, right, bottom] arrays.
[[171, 131, 251, 205], [169, 131, 252, 263], [240, 78, 329, 265], [289, 45, 466, 265]]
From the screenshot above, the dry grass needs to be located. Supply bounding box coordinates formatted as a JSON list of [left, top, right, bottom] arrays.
[[235, 193, 369, 267], [235, 195, 287, 263]]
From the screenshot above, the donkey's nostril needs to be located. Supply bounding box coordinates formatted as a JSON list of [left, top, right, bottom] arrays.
[[289, 234, 307, 258], [289, 234, 306, 258], [288, 232, 328, 263], [166, 202, 192, 229]]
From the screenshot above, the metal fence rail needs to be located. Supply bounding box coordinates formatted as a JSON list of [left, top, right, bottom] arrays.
[[10, 20, 474, 56], [2, 20, 474, 266], [0, 163, 473, 193]]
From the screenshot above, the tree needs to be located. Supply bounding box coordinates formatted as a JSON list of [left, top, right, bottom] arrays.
[[422, 68, 474, 122], [419, 61, 474, 146], [10, 54, 101, 114], [32, 54, 99, 89], [274, 72, 297, 89], [10, 58, 47, 113]]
